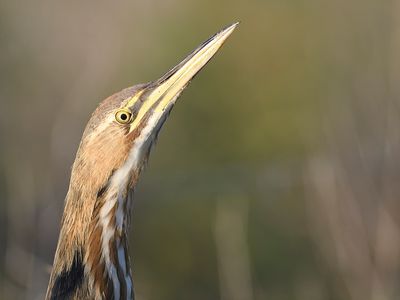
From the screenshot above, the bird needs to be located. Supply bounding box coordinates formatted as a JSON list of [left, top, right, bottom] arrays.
[[45, 23, 238, 300]]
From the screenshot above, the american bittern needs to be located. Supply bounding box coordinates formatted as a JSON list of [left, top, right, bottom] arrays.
[[45, 23, 238, 300]]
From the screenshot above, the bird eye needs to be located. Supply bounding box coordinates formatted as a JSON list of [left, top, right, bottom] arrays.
[[115, 109, 133, 124]]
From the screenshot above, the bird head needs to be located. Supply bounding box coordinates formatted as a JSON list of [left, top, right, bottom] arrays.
[[72, 23, 238, 193]]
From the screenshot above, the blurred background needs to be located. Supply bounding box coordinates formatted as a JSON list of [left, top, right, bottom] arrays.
[[1, 0, 400, 299]]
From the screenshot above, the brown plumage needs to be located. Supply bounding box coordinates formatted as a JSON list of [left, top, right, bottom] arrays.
[[45, 23, 237, 300]]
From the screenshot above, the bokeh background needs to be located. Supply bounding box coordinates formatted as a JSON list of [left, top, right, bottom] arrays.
[[1, 0, 400, 299]]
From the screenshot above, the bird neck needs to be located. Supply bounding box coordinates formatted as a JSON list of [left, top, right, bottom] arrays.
[[46, 170, 136, 300]]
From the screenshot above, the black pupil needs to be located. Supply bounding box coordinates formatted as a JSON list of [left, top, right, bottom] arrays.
[[120, 113, 127, 121]]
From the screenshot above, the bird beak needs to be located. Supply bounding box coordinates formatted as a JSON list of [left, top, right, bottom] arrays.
[[128, 22, 239, 131]]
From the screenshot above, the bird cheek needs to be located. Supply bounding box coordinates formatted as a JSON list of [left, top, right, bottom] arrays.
[[86, 134, 129, 177]]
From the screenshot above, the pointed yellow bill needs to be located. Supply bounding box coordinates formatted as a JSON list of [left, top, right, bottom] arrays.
[[129, 22, 239, 130]]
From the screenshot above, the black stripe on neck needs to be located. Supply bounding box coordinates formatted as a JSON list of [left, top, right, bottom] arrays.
[[50, 251, 84, 300], [96, 169, 116, 199]]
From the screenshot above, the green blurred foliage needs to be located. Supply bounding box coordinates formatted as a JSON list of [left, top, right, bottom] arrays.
[[1, 0, 399, 299]]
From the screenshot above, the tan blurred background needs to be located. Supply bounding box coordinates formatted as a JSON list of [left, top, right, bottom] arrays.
[[1, 0, 400, 299]]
